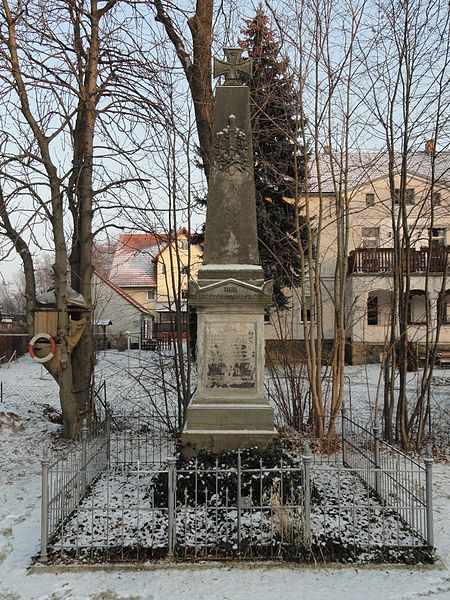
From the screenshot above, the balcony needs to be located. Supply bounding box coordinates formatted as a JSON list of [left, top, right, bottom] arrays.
[[348, 248, 449, 275]]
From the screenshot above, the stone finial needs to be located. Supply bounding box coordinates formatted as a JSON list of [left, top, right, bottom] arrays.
[[213, 47, 252, 86]]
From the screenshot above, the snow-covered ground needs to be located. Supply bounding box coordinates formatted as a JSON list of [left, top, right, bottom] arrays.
[[0, 353, 449, 600]]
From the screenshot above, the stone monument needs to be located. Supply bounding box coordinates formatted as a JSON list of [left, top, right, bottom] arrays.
[[181, 47, 276, 455]]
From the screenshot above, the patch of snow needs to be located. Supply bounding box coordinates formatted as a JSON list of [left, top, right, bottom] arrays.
[[0, 355, 450, 599]]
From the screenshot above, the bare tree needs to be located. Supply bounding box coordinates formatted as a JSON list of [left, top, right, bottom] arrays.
[[362, 0, 450, 449], [0, 0, 182, 437]]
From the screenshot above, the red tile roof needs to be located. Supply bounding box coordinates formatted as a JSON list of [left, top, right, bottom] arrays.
[[109, 231, 191, 288]]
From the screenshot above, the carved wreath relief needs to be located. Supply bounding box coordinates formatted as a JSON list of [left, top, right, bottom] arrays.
[[214, 114, 249, 175]]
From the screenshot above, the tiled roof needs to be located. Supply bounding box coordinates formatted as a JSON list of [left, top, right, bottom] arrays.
[[306, 151, 450, 193], [109, 233, 168, 288], [94, 271, 152, 315]]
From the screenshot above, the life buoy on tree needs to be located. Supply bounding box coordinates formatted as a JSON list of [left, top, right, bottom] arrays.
[[29, 333, 56, 364]]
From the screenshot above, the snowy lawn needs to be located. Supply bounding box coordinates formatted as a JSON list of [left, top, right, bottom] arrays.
[[0, 353, 449, 599]]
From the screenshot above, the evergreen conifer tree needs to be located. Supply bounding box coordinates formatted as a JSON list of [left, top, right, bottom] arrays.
[[240, 6, 307, 307]]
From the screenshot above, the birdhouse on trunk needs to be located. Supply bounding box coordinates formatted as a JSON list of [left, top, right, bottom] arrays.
[[30, 288, 91, 370], [34, 308, 59, 338]]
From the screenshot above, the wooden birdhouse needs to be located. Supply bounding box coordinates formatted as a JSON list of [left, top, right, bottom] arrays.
[[33, 307, 59, 338]]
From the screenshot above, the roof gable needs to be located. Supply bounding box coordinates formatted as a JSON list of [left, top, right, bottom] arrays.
[[93, 271, 152, 315]]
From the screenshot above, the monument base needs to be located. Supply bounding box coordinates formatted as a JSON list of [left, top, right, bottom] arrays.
[[182, 397, 276, 456], [181, 429, 276, 458], [181, 297, 276, 457]]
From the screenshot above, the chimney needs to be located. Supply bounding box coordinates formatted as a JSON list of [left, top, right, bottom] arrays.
[[425, 139, 435, 156], [324, 145, 332, 155]]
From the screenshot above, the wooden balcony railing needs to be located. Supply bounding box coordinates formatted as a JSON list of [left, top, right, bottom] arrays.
[[348, 248, 449, 274]]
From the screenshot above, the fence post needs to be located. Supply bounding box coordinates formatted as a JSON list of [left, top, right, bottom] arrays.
[[80, 419, 88, 496], [302, 443, 312, 542], [373, 420, 381, 496], [40, 447, 49, 562], [105, 402, 111, 470], [424, 444, 434, 548], [237, 449, 242, 550], [341, 406, 348, 467], [167, 456, 177, 558]]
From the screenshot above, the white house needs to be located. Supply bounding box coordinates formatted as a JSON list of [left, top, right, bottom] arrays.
[[265, 146, 450, 363], [92, 271, 153, 345]]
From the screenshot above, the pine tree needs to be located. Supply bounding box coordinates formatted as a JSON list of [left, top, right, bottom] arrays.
[[240, 6, 307, 307]]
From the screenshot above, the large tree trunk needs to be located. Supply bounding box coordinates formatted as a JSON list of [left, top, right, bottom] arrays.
[[153, 0, 214, 177], [68, 1, 101, 425]]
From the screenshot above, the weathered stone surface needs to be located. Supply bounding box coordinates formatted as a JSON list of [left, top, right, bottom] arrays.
[[182, 48, 275, 455], [181, 432, 275, 459], [203, 85, 260, 269], [189, 278, 272, 307], [194, 309, 266, 401]]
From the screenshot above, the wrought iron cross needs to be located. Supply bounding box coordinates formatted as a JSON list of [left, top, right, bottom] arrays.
[[213, 47, 252, 85]]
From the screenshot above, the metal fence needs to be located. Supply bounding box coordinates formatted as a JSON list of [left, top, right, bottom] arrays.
[[40, 408, 177, 561], [40, 409, 434, 562], [342, 410, 433, 547], [42, 446, 310, 561], [40, 422, 109, 561]]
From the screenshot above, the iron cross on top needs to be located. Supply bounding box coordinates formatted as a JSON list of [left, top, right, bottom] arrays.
[[213, 47, 252, 85]]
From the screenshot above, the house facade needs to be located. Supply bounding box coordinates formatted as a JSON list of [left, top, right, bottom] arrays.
[[102, 230, 202, 341], [265, 147, 450, 364], [92, 271, 153, 345]]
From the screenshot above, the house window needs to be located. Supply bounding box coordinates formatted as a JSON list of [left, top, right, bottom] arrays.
[[438, 292, 450, 324], [432, 191, 442, 206], [181, 265, 190, 275], [161, 263, 166, 275], [264, 307, 272, 323], [394, 188, 415, 204], [430, 227, 446, 249], [362, 227, 380, 248], [179, 239, 188, 250], [407, 291, 428, 324], [365, 193, 375, 207], [147, 289, 156, 300], [367, 295, 378, 326], [300, 296, 311, 323], [181, 289, 188, 300]]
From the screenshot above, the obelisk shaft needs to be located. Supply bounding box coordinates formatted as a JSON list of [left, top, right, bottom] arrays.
[[203, 85, 260, 267]]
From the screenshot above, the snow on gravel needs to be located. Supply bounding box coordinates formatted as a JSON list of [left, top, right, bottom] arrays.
[[0, 353, 449, 600]]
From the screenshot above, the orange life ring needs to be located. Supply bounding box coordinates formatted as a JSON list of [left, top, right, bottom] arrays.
[[29, 333, 56, 364]]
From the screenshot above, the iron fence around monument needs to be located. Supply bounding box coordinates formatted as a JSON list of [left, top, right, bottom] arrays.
[[40, 422, 109, 562], [39, 413, 434, 562]]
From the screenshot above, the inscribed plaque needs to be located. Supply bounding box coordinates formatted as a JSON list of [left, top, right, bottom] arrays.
[[205, 322, 256, 389]]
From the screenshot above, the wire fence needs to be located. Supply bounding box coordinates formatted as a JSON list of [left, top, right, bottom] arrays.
[[39, 407, 434, 563]]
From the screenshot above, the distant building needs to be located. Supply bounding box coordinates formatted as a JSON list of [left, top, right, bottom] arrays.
[[93, 230, 202, 344], [265, 147, 450, 363], [92, 271, 153, 345]]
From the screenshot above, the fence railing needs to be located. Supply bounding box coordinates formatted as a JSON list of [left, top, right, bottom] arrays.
[[342, 410, 433, 546], [40, 409, 176, 561], [40, 409, 435, 562], [40, 421, 109, 561], [348, 247, 449, 274]]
